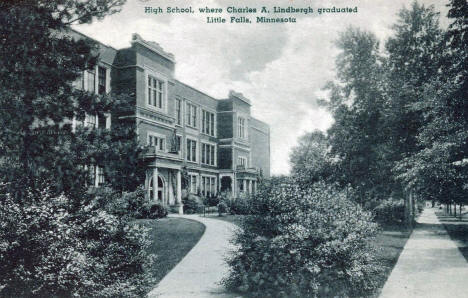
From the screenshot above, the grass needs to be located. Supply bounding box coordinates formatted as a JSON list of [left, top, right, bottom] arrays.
[[136, 217, 205, 285], [435, 210, 468, 262], [369, 223, 412, 297]]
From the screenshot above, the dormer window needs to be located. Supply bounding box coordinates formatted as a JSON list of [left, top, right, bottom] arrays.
[[148, 76, 164, 109]]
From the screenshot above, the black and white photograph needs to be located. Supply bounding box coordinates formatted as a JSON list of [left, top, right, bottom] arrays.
[[0, 0, 467, 297]]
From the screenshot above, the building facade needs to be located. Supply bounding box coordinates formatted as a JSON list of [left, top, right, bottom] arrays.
[[71, 30, 270, 213]]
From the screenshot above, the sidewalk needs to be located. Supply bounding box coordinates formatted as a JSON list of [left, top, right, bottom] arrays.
[[148, 214, 239, 298], [380, 208, 468, 298]]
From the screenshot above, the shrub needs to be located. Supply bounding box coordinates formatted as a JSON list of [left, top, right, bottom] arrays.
[[223, 181, 381, 297], [218, 202, 227, 215], [94, 186, 147, 218], [229, 197, 251, 215], [0, 185, 155, 297], [203, 195, 220, 207], [141, 202, 168, 219], [373, 198, 405, 224], [183, 195, 204, 214]]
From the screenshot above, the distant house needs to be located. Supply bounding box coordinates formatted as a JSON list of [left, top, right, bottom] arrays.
[[69, 30, 270, 213]]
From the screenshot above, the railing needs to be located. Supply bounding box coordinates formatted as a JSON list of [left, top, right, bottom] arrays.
[[236, 165, 259, 173]]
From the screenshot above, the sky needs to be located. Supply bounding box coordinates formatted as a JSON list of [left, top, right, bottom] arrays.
[[74, 0, 450, 176]]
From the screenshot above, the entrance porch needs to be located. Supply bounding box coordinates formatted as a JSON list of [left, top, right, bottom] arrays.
[[145, 162, 183, 214]]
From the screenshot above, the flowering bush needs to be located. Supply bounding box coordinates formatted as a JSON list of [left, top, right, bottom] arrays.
[[223, 181, 381, 297], [0, 185, 155, 297]]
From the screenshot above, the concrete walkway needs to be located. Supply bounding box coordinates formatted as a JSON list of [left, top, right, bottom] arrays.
[[380, 208, 468, 298], [148, 215, 239, 298]]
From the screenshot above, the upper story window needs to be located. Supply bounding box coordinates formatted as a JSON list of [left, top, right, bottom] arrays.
[[202, 110, 215, 136], [238, 156, 247, 168], [176, 135, 182, 154], [148, 76, 164, 109], [186, 103, 197, 128], [86, 69, 96, 93], [98, 66, 107, 95], [73, 72, 84, 90], [79, 113, 110, 130], [238, 117, 246, 139], [186, 138, 197, 162], [175, 98, 182, 125], [201, 143, 216, 166], [148, 133, 165, 152]]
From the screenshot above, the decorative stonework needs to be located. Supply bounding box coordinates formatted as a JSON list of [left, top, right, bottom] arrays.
[[132, 33, 175, 62]]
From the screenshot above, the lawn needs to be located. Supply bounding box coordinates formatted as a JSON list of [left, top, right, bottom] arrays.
[[370, 223, 412, 297], [136, 217, 206, 285], [435, 210, 468, 261]]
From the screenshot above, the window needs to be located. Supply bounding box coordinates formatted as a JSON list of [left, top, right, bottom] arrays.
[[186, 103, 197, 128], [238, 179, 244, 192], [148, 133, 165, 152], [98, 66, 107, 95], [238, 156, 247, 168], [85, 114, 96, 128], [175, 99, 182, 125], [201, 143, 216, 166], [238, 117, 246, 139], [148, 76, 164, 109], [186, 138, 197, 162], [97, 166, 105, 186], [201, 176, 217, 197], [86, 69, 95, 93], [189, 174, 198, 194], [98, 114, 106, 129], [202, 110, 215, 136], [73, 72, 84, 89], [88, 165, 95, 185], [176, 135, 182, 154]]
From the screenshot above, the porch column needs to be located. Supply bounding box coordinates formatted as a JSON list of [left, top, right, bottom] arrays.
[[243, 179, 247, 194], [177, 170, 183, 214], [248, 180, 252, 194], [153, 167, 158, 202], [146, 170, 151, 199]]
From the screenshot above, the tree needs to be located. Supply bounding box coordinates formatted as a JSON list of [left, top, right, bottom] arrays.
[[0, 0, 143, 200], [289, 130, 332, 187], [0, 1, 157, 296], [395, 0, 468, 213], [324, 27, 391, 202]]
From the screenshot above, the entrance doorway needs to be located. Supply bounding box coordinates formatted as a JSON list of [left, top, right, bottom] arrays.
[[149, 175, 164, 202], [220, 176, 232, 192]]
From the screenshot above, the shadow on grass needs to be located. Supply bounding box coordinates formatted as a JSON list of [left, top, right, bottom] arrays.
[[136, 217, 206, 287], [370, 223, 412, 298], [435, 210, 468, 262]]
